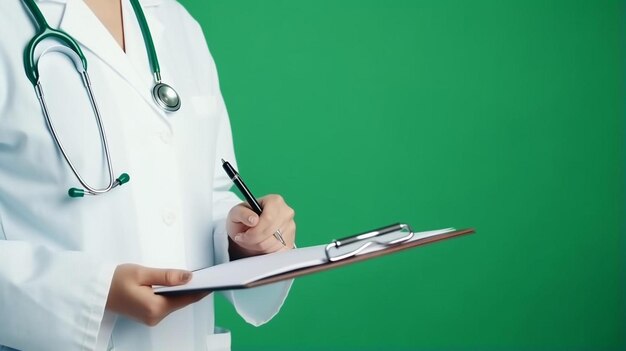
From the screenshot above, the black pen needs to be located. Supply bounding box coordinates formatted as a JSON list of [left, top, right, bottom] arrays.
[[221, 159, 286, 246]]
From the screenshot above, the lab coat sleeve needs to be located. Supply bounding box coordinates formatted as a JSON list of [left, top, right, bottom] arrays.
[[0, 238, 117, 351], [181, 8, 292, 325], [210, 94, 292, 327]]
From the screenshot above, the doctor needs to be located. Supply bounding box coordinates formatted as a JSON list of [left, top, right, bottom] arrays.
[[0, 0, 296, 350]]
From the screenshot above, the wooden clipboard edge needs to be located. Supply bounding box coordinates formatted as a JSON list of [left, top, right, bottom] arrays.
[[242, 227, 475, 289]]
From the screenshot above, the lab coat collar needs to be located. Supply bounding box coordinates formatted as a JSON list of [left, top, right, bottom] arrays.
[[38, 0, 169, 120]]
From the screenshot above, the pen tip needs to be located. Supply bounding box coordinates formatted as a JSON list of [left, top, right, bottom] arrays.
[[221, 159, 226, 164]]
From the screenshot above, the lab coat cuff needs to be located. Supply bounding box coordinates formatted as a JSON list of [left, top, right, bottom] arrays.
[[213, 216, 293, 326], [221, 279, 293, 327], [82, 261, 118, 351], [213, 217, 231, 266]]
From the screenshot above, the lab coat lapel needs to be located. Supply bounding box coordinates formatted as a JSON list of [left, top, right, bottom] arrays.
[[55, 0, 169, 119]]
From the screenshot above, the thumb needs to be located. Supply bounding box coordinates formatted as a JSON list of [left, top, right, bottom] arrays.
[[140, 267, 192, 287], [229, 203, 259, 227]]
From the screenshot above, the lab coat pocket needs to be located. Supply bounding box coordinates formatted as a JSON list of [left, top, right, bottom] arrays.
[[175, 95, 221, 157], [189, 95, 220, 118], [177, 95, 220, 139], [206, 326, 231, 351]]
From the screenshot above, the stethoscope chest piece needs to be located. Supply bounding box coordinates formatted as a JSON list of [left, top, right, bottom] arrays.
[[152, 82, 181, 112]]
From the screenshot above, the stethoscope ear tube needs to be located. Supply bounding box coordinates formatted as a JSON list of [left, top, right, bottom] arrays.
[[23, 26, 88, 86]]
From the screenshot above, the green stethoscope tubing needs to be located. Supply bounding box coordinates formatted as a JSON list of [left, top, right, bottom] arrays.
[[21, 0, 180, 198], [128, 0, 181, 112], [22, 0, 87, 85]]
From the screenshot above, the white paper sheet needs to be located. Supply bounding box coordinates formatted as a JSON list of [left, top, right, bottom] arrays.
[[154, 228, 454, 293]]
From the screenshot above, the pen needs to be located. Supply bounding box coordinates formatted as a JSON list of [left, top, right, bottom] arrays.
[[221, 159, 287, 246]]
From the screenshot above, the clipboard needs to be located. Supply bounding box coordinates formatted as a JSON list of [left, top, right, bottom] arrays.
[[154, 224, 474, 295]]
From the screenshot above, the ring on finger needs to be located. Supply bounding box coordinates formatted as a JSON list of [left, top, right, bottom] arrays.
[[273, 228, 287, 246]]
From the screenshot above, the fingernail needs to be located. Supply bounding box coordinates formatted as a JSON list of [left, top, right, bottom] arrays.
[[182, 272, 192, 282], [248, 216, 257, 225], [234, 234, 243, 242]]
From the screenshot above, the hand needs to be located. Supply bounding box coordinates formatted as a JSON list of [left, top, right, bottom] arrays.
[[227, 194, 296, 258], [105, 264, 210, 326]]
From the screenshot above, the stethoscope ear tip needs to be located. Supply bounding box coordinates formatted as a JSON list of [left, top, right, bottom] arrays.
[[68, 188, 85, 198], [67, 173, 129, 198], [116, 173, 130, 186]]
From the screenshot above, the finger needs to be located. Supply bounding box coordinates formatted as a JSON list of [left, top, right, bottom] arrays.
[[141, 291, 210, 326], [139, 267, 193, 287], [249, 220, 296, 254], [161, 291, 211, 313], [281, 220, 296, 248], [233, 215, 276, 246], [228, 203, 259, 227], [266, 217, 295, 249], [258, 194, 287, 209], [242, 196, 293, 245], [238, 224, 276, 246], [235, 216, 293, 247], [272, 220, 296, 250]]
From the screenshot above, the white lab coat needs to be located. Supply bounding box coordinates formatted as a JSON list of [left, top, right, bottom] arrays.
[[0, 0, 291, 350]]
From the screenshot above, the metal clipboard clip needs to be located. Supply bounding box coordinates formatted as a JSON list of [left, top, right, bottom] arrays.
[[324, 223, 414, 262]]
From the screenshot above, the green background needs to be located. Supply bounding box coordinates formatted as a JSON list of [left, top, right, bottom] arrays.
[[178, 0, 625, 350]]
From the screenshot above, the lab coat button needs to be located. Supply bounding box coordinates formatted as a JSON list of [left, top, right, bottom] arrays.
[[162, 211, 177, 226], [159, 130, 173, 144]]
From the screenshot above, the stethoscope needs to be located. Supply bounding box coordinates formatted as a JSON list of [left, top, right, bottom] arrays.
[[21, 0, 181, 198]]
